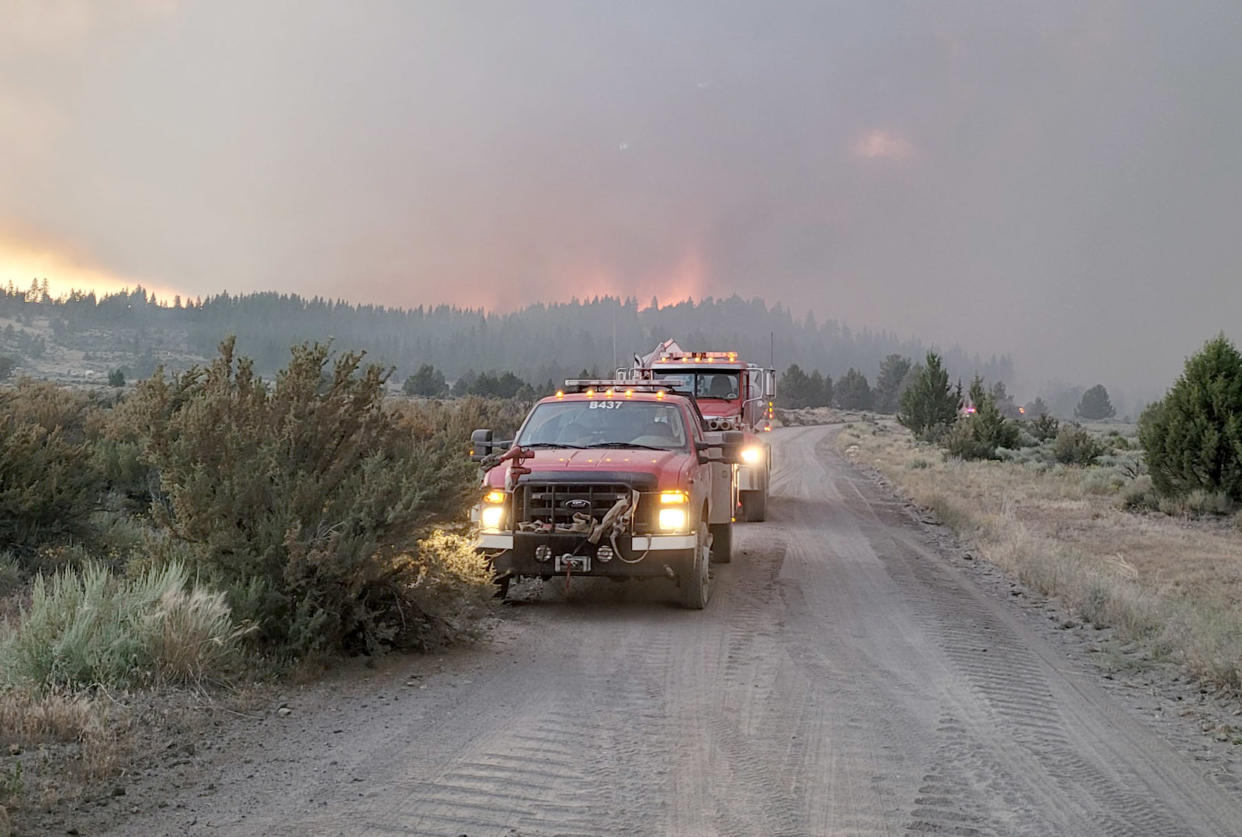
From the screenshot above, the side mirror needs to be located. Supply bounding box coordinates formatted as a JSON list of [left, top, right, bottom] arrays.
[[722, 429, 744, 463], [470, 429, 494, 462]]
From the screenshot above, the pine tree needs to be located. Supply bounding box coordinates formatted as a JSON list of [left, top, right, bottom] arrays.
[[777, 364, 812, 408], [1076, 384, 1116, 420], [947, 376, 1019, 459], [873, 354, 912, 413], [807, 370, 832, 407], [1139, 335, 1242, 501], [403, 363, 447, 397], [835, 368, 873, 410], [898, 352, 960, 439]]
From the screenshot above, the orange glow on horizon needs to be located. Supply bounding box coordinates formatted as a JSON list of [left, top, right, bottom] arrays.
[[0, 238, 185, 303], [548, 247, 711, 313]]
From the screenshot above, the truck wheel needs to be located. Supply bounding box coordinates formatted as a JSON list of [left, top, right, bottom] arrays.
[[741, 489, 767, 522], [709, 521, 732, 563], [681, 521, 712, 609]]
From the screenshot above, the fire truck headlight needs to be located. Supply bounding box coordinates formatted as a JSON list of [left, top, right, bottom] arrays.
[[658, 507, 687, 532], [740, 446, 763, 465], [480, 505, 505, 530]]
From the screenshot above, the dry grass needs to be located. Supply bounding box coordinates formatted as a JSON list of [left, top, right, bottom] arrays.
[[0, 687, 131, 811], [837, 420, 1242, 690]]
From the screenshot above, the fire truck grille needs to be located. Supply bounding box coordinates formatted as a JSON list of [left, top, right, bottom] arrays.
[[519, 483, 634, 529]]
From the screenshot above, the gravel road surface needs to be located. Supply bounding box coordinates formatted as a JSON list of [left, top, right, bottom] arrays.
[[105, 425, 1242, 836]]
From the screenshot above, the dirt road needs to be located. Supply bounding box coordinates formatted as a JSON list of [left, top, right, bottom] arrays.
[[106, 425, 1242, 836]]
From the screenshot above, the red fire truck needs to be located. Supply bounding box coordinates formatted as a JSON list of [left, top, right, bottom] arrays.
[[471, 380, 743, 608], [629, 340, 776, 522]]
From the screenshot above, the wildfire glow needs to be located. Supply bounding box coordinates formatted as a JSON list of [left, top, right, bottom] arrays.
[[0, 237, 184, 302], [566, 247, 710, 311]]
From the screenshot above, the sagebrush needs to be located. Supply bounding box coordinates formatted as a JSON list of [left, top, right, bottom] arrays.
[[123, 338, 485, 654], [2, 562, 242, 690]]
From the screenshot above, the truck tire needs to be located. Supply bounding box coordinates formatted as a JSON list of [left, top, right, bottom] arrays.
[[709, 521, 733, 563], [681, 520, 712, 609], [493, 574, 511, 599], [741, 488, 767, 522]]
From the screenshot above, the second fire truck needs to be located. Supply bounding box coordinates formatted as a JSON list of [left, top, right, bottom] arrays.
[[630, 340, 776, 523]]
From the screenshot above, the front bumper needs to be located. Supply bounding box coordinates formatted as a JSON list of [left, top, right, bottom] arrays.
[[477, 531, 696, 578]]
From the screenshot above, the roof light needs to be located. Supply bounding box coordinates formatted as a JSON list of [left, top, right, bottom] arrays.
[[555, 390, 564, 399]]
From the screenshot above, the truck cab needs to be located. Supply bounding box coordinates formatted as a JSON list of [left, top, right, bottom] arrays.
[[633, 345, 776, 522], [471, 381, 742, 609]]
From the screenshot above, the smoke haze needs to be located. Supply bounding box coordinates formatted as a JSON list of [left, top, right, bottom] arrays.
[[2, 1, 1241, 402]]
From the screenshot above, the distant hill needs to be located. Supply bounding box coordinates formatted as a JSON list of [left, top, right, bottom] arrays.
[[0, 283, 1014, 389]]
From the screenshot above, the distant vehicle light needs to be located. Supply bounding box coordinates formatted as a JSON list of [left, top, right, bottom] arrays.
[[740, 446, 763, 465], [658, 507, 688, 531]]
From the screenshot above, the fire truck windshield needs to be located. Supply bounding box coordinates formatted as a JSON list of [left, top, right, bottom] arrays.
[[516, 401, 689, 450], [653, 372, 740, 400]]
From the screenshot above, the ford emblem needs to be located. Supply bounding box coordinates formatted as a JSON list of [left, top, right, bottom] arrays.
[[563, 498, 591, 510]]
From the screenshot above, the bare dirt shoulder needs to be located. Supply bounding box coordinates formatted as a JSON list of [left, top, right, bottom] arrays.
[[12, 621, 515, 837]]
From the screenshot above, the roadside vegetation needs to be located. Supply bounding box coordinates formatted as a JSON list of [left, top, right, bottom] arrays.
[[834, 336, 1242, 693], [0, 339, 520, 817]]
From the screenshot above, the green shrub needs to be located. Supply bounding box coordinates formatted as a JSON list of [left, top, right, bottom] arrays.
[[945, 418, 996, 460], [1157, 490, 1235, 517], [944, 377, 1019, 460], [91, 438, 150, 507], [1028, 413, 1060, 443], [1078, 469, 1125, 495], [2, 561, 242, 689], [0, 551, 20, 596], [0, 381, 107, 558], [898, 352, 960, 440], [1052, 425, 1105, 466], [107, 369, 125, 388], [1139, 335, 1242, 502], [1105, 431, 1132, 451], [1119, 476, 1159, 511], [400, 531, 495, 647], [1097, 451, 1145, 480], [0, 418, 102, 557], [125, 339, 481, 654]]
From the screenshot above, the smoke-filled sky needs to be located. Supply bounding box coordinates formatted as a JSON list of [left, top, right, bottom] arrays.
[[3, 1, 1241, 399]]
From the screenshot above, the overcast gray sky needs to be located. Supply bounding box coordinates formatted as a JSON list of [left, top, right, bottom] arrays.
[[2, 1, 1241, 400]]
